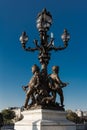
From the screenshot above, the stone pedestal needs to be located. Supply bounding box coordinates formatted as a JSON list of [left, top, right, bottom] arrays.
[[15, 109, 76, 130]]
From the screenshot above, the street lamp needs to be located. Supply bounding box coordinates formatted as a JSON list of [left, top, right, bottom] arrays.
[[19, 8, 70, 109], [19, 8, 70, 74], [19, 31, 28, 48], [61, 29, 70, 46], [36, 8, 52, 32]]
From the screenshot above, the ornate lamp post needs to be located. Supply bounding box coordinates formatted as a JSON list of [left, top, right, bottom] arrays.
[[19, 8, 70, 109], [19, 8, 70, 75]]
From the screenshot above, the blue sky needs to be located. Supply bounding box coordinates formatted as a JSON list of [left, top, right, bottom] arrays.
[[0, 0, 87, 111]]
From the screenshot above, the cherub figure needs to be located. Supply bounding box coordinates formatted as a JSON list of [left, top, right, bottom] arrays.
[[49, 66, 68, 107], [23, 64, 41, 108]]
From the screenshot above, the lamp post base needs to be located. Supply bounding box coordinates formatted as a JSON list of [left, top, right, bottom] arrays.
[[15, 109, 76, 130]]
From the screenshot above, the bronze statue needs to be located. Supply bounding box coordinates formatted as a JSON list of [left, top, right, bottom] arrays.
[[23, 64, 50, 109], [23, 64, 41, 108], [49, 66, 68, 107], [22, 65, 68, 109]]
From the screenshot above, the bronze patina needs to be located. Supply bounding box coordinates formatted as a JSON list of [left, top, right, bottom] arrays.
[[20, 8, 70, 110]]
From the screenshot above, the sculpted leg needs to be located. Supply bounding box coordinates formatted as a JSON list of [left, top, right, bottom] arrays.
[[24, 93, 30, 108], [57, 88, 64, 106], [24, 88, 34, 108]]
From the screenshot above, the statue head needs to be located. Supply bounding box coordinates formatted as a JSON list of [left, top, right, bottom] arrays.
[[52, 66, 59, 73], [32, 64, 40, 74]]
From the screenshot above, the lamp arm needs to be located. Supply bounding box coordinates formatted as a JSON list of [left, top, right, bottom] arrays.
[[33, 40, 42, 51], [47, 38, 54, 48], [21, 39, 41, 52], [22, 45, 38, 52], [25, 47, 39, 52], [48, 44, 68, 51]]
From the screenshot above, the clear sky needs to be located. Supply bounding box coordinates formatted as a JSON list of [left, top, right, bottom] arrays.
[[0, 0, 87, 111]]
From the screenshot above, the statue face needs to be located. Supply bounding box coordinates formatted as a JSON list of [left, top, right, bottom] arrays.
[[32, 67, 35, 74], [31, 65, 39, 74], [52, 66, 59, 73]]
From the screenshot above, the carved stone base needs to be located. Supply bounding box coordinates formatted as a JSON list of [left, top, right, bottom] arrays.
[[15, 109, 76, 130]]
